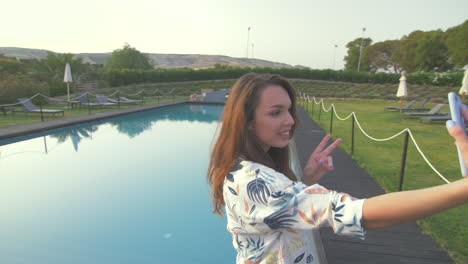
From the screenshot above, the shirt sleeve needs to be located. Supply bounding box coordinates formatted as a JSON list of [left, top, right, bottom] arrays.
[[250, 163, 366, 240]]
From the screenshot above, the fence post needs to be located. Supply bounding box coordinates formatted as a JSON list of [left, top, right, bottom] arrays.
[[311, 99, 314, 119], [351, 114, 355, 155], [86, 93, 91, 114], [318, 101, 322, 122], [329, 105, 334, 135], [398, 130, 410, 191], [117, 90, 121, 109], [304, 95, 307, 112], [299, 92, 303, 108], [39, 101, 44, 121]]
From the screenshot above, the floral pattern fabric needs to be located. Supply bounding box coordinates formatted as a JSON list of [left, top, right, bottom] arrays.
[[223, 159, 366, 264]]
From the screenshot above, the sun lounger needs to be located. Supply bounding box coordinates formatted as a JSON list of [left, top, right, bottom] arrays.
[[75, 94, 101, 107], [95, 95, 117, 106], [421, 114, 468, 128], [398, 98, 430, 112], [14, 98, 64, 116], [384, 100, 417, 111], [420, 114, 451, 122], [98, 95, 143, 104], [118, 96, 144, 104], [404, 104, 447, 116]]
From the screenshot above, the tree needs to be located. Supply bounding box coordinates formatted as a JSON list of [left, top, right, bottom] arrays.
[[104, 43, 153, 70], [393, 30, 451, 73], [344, 38, 372, 72], [444, 19, 468, 67], [365, 40, 401, 73], [0, 55, 23, 75], [26, 52, 90, 95], [414, 31, 451, 72], [34, 53, 85, 82]]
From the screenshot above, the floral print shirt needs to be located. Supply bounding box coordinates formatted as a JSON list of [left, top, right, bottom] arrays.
[[223, 159, 366, 264]]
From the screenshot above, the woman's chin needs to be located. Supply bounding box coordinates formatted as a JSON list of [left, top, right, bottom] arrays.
[[273, 141, 289, 149]]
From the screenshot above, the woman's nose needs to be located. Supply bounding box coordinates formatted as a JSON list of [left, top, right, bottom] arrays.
[[285, 112, 295, 126]]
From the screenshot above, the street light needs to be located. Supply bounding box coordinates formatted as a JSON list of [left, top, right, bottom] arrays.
[[357, 27, 366, 72], [246, 27, 251, 58], [333, 44, 338, 70], [251, 43, 254, 59]]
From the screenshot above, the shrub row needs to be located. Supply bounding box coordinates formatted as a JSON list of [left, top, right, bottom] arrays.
[[0, 73, 49, 104], [105, 68, 464, 87]]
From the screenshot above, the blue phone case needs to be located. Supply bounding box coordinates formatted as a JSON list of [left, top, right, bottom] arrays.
[[448, 92, 468, 177]]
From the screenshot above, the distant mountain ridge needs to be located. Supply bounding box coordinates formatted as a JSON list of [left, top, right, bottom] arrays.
[[0, 47, 305, 69]]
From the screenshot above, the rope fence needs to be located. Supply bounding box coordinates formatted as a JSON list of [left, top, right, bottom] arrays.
[[298, 92, 451, 191]]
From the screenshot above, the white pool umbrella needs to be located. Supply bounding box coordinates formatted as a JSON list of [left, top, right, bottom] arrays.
[[458, 68, 468, 99], [64, 63, 73, 102], [396, 73, 408, 99]]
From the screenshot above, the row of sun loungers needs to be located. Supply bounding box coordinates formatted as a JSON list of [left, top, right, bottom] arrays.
[[384, 99, 451, 122], [10, 95, 144, 116]]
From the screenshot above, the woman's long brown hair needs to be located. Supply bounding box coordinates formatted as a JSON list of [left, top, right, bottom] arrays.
[[207, 73, 299, 216]]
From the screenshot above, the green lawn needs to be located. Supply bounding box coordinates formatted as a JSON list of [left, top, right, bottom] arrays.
[[300, 97, 468, 264]]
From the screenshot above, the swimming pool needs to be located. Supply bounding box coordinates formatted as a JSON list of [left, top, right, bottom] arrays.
[[0, 103, 235, 264]]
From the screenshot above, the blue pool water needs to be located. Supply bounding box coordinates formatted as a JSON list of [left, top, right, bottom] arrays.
[[0, 103, 237, 264]]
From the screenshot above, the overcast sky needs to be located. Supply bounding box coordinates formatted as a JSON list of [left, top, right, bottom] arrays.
[[2, 0, 467, 69]]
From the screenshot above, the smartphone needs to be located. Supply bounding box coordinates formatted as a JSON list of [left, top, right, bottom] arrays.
[[448, 92, 468, 177]]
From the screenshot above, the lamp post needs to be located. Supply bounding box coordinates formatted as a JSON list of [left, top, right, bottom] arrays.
[[246, 26, 251, 58], [333, 44, 338, 70], [357, 27, 366, 72], [251, 43, 254, 59]]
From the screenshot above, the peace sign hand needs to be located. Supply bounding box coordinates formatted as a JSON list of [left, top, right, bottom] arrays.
[[302, 135, 342, 185]]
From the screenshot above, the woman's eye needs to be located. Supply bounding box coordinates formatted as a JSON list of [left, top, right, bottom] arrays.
[[270, 111, 280, 116]]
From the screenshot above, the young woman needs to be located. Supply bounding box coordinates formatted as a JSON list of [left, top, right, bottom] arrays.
[[207, 73, 468, 264]]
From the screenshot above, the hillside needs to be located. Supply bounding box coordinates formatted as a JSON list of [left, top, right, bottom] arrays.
[[0, 47, 301, 69]]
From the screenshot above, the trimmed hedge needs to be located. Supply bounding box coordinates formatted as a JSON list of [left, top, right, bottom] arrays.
[[104, 68, 464, 87], [0, 73, 49, 104]]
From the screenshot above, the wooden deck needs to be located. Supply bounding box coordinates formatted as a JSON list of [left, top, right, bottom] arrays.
[[294, 106, 454, 264]]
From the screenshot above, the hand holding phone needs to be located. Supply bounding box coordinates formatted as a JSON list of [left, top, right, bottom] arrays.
[[448, 92, 468, 177]]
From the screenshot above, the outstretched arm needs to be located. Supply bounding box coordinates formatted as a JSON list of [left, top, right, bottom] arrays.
[[362, 177, 468, 229], [363, 107, 468, 229]]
